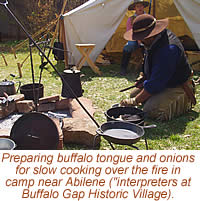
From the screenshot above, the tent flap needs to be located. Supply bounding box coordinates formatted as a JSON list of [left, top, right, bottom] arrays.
[[63, 0, 200, 66], [63, 0, 132, 65], [174, 0, 200, 49]]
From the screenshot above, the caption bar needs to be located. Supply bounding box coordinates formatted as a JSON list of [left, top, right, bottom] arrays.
[[0, 150, 199, 201]]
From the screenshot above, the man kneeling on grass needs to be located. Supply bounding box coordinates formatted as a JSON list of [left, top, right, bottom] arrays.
[[120, 14, 196, 121]]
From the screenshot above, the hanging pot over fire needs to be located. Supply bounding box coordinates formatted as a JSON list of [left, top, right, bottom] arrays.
[[20, 83, 44, 100]]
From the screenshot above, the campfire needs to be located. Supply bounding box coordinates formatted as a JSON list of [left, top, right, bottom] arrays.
[[0, 93, 99, 150]]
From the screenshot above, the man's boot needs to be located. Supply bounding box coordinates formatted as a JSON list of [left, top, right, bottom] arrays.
[[120, 51, 132, 75]]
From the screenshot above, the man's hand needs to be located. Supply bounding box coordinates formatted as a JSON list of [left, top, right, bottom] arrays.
[[120, 97, 138, 107], [135, 73, 145, 89]]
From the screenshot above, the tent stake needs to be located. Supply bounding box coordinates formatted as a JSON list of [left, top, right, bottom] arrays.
[[17, 63, 22, 78], [1, 53, 8, 66]]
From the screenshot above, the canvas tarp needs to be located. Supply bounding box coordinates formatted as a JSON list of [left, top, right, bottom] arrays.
[[62, 0, 132, 64], [174, 0, 200, 49]]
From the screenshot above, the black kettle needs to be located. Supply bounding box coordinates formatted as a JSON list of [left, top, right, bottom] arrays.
[[0, 80, 17, 97], [61, 69, 83, 98]]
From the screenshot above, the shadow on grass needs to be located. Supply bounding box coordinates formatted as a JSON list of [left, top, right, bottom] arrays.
[[63, 143, 93, 150], [52, 61, 138, 81], [82, 64, 139, 81], [51, 61, 139, 81], [64, 143, 101, 150], [144, 109, 199, 140], [49, 61, 66, 78]]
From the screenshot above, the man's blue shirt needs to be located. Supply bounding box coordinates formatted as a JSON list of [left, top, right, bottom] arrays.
[[144, 44, 182, 94]]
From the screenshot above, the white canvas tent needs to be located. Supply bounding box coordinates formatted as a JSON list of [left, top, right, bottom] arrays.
[[62, 0, 200, 66], [62, 0, 133, 65], [174, 0, 200, 49]]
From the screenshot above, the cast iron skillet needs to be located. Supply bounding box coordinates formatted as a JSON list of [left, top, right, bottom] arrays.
[[96, 121, 156, 145], [105, 106, 145, 125]]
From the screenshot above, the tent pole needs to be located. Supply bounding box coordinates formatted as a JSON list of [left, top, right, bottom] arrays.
[[153, 0, 156, 17], [148, 0, 152, 14], [59, 17, 68, 68], [47, 0, 68, 58]]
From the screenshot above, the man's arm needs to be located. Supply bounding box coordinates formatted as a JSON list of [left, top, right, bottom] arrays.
[[143, 45, 181, 94], [120, 89, 151, 106], [120, 45, 181, 106]]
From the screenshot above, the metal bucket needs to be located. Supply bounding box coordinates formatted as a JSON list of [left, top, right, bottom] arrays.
[[0, 138, 16, 150]]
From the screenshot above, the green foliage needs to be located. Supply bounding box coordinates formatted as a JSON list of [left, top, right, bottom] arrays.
[[27, 0, 56, 33]]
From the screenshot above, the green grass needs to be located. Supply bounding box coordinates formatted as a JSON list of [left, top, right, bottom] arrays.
[[1, 41, 200, 150]]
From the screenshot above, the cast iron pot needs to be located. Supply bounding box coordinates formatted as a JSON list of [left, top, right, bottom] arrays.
[[96, 121, 156, 145], [0, 80, 17, 96], [20, 83, 44, 100], [105, 106, 145, 125], [61, 69, 83, 98]]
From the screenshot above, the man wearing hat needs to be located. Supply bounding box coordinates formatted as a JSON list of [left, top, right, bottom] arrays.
[[120, 0, 149, 75], [120, 14, 196, 121]]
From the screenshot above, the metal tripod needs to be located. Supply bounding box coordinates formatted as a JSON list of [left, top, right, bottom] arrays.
[[0, 0, 100, 128]]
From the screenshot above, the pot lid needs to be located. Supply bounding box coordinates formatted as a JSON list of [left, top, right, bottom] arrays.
[[10, 112, 59, 150], [0, 80, 14, 86], [63, 69, 80, 74]]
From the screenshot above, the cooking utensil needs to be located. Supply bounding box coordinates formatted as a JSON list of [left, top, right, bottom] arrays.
[[95, 121, 156, 150], [10, 112, 59, 150], [96, 121, 156, 145], [105, 106, 145, 125], [20, 83, 44, 100], [0, 80, 21, 97], [111, 103, 120, 108], [0, 138, 16, 150], [119, 84, 136, 92], [61, 69, 83, 98]]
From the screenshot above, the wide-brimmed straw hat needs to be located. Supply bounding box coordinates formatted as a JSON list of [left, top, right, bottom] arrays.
[[128, 0, 149, 11], [124, 14, 168, 41]]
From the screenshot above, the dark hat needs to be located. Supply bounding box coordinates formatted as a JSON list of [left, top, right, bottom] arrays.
[[124, 14, 168, 41], [128, 0, 149, 11]]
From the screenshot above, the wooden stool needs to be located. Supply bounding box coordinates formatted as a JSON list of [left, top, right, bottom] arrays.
[[75, 44, 102, 75]]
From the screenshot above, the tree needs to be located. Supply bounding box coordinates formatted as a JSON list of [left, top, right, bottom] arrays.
[[27, 0, 56, 33]]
